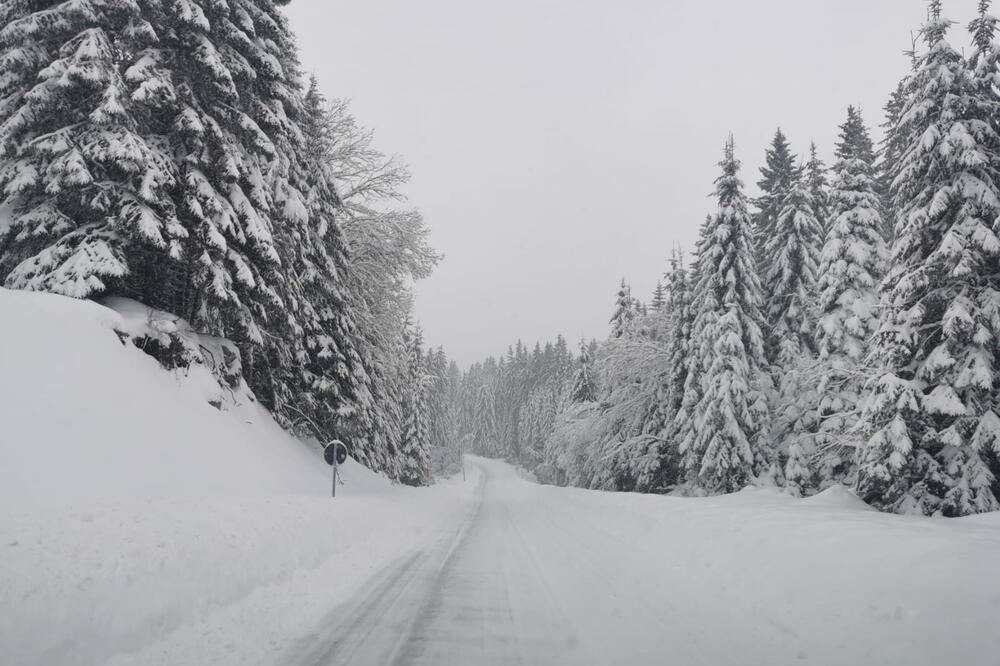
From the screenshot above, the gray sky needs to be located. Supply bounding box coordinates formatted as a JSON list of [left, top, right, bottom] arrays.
[[286, 1, 982, 368]]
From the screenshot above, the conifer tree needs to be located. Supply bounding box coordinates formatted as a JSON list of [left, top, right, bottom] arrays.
[[808, 106, 887, 488], [662, 249, 693, 437], [635, 248, 692, 492], [400, 324, 430, 486], [675, 219, 713, 484], [0, 1, 178, 297], [684, 137, 770, 494], [878, 80, 912, 243], [806, 142, 830, 232], [970, 1, 1000, 128], [754, 128, 798, 260], [651, 281, 666, 311], [609, 279, 636, 338], [858, 2, 1000, 515], [570, 340, 598, 403], [763, 175, 823, 367], [0, 0, 367, 447]]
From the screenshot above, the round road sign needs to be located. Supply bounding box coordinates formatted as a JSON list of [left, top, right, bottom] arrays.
[[324, 440, 348, 466]]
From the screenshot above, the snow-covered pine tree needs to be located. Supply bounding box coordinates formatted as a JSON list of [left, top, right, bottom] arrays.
[[663, 248, 693, 434], [400, 323, 431, 486], [0, 0, 367, 448], [970, 1, 1000, 130], [0, 1, 178, 296], [426, 348, 461, 475], [464, 360, 494, 456], [764, 160, 825, 493], [635, 248, 692, 492], [763, 174, 823, 368], [570, 339, 598, 403], [684, 136, 770, 494], [609, 278, 636, 338], [858, 2, 1000, 516], [754, 128, 798, 261], [808, 106, 887, 489], [674, 218, 713, 486], [878, 79, 913, 244], [651, 280, 666, 311], [806, 142, 830, 233]]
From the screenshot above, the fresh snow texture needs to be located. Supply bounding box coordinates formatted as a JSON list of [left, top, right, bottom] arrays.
[[2, 288, 1000, 666], [0, 288, 476, 665]]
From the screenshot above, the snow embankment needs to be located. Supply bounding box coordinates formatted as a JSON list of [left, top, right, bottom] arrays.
[[0, 288, 477, 666], [475, 460, 1000, 666]]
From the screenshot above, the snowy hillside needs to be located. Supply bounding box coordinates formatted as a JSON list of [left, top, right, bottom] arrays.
[[0, 288, 328, 508], [0, 288, 477, 666]]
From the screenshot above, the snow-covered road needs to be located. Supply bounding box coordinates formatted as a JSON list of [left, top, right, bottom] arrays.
[[283, 458, 1000, 666], [289, 460, 582, 665]]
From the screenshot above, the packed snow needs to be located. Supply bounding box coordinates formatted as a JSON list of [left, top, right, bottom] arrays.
[[3, 288, 1000, 666]]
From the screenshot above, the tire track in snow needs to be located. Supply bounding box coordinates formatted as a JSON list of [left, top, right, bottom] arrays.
[[285, 469, 487, 666]]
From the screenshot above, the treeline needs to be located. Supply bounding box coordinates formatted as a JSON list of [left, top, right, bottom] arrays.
[[458, 338, 576, 468], [457, 1, 1000, 516], [0, 1, 450, 483]]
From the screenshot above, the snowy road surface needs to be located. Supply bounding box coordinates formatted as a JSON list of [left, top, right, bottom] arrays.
[[289, 461, 584, 666], [283, 458, 1000, 666]]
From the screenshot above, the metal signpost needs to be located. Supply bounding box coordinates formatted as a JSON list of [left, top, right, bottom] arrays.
[[324, 439, 349, 498]]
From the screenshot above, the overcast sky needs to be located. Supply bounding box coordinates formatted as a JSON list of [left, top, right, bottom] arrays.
[[286, 1, 982, 368]]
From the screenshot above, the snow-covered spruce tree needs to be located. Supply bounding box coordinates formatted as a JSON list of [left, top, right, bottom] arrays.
[[762, 166, 823, 492], [166, 0, 366, 444], [763, 175, 823, 367], [858, 3, 1000, 516], [634, 248, 692, 492], [467, 361, 497, 455], [683, 137, 770, 494], [806, 142, 830, 233], [399, 323, 430, 486], [878, 77, 914, 245], [609, 278, 637, 338], [970, 1, 1000, 131], [0, 0, 175, 296], [570, 339, 598, 403], [0, 0, 367, 443], [662, 249, 693, 435], [807, 106, 887, 490], [426, 348, 461, 476], [674, 219, 713, 486], [754, 128, 798, 261], [651, 280, 666, 311]]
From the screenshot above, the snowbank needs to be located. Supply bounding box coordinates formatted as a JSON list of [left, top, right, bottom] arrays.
[[0, 287, 328, 508], [0, 288, 478, 666], [473, 462, 1000, 666]]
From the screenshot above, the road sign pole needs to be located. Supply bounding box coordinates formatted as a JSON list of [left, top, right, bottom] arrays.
[[324, 439, 348, 499]]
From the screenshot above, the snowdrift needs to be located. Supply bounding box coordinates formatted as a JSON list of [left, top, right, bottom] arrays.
[[0, 288, 476, 666], [0, 287, 330, 508]]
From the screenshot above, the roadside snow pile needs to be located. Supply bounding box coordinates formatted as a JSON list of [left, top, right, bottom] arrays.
[[800, 483, 875, 511], [0, 288, 477, 666], [0, 287, 326, 507]]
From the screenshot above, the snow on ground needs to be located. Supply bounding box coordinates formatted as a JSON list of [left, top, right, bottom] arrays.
[[0, 288, 478, 666], [132, 458, 1000, 666], [3, 288, 1000, 666]]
